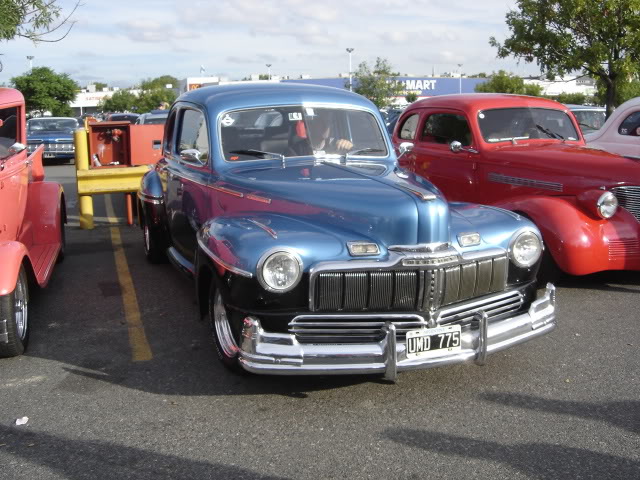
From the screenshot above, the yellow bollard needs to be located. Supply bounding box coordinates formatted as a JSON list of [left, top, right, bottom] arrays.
[[74, 128, 94, 230]]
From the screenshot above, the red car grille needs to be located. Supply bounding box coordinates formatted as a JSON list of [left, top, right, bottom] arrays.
[[611, 186, 640, 223], [609, 239, 640, 260]]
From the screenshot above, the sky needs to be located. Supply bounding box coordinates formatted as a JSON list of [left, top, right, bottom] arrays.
[[0, 0, 544, 88]]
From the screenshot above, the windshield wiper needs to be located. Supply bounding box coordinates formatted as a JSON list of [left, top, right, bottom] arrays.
[[536, 124, 564, 140], [344, 148, 385, 163], [229, 149, 284, 159]]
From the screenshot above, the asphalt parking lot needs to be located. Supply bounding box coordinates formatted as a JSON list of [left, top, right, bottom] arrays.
[[1, 164, 638, 479]]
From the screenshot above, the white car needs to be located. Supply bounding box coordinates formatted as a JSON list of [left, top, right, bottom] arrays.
[[585, 97, 640, 160]]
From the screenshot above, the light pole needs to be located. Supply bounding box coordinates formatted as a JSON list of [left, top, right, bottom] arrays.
[[266, 64, 272, 81], [346, 48, 354, 91], [457, 63, 463, 94], [27, 55, 34, 70]]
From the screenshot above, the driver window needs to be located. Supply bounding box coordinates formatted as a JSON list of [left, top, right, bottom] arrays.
[[177, 109, 209, 163], [422, 113, 471, 146], [399, 114, 419, 140], [0, 107, 18, 158], [618, 112, 640, 136]]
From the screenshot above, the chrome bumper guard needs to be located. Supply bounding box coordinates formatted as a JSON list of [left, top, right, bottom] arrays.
[[238, 284, 557, 382]]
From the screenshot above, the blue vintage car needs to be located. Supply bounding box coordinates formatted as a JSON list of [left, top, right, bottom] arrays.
[[26, 117, 79, 163], [138, 83, 556, 381]]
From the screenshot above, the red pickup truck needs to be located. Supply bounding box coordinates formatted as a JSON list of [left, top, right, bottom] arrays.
[[0, 88, 66, 357], [392, 94, 640, 277]]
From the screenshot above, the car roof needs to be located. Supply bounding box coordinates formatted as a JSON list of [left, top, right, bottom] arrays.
[[566, 104, 605, 111], [177, 83, 378, 115], [407, 93, 569, 112]]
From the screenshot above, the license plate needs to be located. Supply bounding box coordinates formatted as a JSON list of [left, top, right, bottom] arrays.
[[405, 325, 462, 359], [43, 152, 55, 158]]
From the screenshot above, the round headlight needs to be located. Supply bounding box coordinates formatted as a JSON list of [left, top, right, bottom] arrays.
[[510, 230, 542, 268], [597, 191, 618, 219], [258, 251, 302, 293]]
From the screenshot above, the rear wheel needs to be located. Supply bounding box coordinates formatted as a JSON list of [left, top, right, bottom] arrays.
[[209, 284, 244, 373], [0, 267, 30, 358], [143, 221, 166, 263]]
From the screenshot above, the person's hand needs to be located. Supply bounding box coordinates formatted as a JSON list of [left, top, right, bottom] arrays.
[[335, 139, 353, 152]]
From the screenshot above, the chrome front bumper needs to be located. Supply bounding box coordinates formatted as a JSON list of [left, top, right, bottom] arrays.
[[238, 284, 557, 381]]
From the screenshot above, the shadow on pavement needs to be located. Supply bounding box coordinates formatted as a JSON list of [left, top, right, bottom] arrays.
[[382, 428, 639, 480], [481, 392, 640, 435], [0, 425, 288, 480], [556, 270, 640, 293]]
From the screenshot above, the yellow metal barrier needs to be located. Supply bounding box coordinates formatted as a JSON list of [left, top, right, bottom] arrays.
[[74, 129, 150, 230]]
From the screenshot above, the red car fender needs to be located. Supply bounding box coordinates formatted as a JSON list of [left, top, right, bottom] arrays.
[[0, 241, 29, 296], [493, 196, 629, 276]]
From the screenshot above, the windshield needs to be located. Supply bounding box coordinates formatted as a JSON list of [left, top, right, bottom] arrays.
[[572, 110, 606, 134], [28, 118, 78, 134], [478, 107, 579, 143], [220, 106, 388, 161]]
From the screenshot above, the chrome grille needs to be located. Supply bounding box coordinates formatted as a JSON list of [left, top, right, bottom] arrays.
[[609, 239, 640, 260], [27, 142, 74, 154], [612, 186, 640, 222], [291, 290, 524, 344], [312, 256, 508, 312]]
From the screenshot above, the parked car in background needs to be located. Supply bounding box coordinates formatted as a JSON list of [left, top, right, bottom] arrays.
[[105, 112, 139, 123], [392, 93, 640, 278], [137, 83, 556, 381], [567, 104, 606, 135], [135, 110, 169, 125], [0, 88, 66, 358], [26, 116, 79, 163], [585, 97, 640, 160]]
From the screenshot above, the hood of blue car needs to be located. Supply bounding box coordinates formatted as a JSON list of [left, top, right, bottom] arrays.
[[223, 161, 451, 248]]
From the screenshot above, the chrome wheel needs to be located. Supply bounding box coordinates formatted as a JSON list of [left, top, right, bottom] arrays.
[[14, 273, 28, 341], [213, 291, 239, 358]]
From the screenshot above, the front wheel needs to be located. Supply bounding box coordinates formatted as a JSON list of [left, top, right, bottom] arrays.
[[209, 285, 244, 374], [0, 267, 30, 358]]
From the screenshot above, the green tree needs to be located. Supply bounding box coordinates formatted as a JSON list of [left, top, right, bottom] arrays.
[[405, 91, 418, 103], [139, 75, 178, 90], [489, 0, 640, 116], [548, 92, 589, 105], [134, 75, 178, 112], [353, 57, 405, 109], [11, 66, 78, 116], [595, 77, 640, 106], [93, 82, 108, 91], [99, 89, 138, 113], [0, 0, 80, 43], [475, 70, 543, 96]]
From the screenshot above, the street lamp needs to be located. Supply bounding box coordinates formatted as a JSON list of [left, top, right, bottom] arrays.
[[27, 55, 34, 70], [346, 48, 354, 91], [457, 63, 463, 94], [266, 64, 272, 81]]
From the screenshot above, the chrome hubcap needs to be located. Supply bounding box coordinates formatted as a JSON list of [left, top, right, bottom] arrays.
[[213, 292, 239, 358], [14, 275, 28, 340]]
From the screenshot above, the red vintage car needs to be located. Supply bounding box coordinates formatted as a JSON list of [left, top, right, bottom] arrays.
[[392, 93, 640, 277], [0, 88, 66, 357]]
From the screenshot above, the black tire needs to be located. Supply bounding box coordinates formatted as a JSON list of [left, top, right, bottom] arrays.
[[56, 206, 66, 264], [0, 267, 30, 358], [537, 249, 563, 286], [208, 283, 245, 374], [143, 221, 166, 263]]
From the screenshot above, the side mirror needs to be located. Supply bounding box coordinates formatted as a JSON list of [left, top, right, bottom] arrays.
[[450, 140, 463, 153], [9, 142, 26, 155], [398, 142, 414, 155], [180, 148, 202, 163]]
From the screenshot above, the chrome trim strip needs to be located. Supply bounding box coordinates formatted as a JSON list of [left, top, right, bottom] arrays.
[[247, 219, 278, 239], [434, 290, 522, 324], [137, 191, 163, 205], [488, 172, 563, 192], [0, 319, 8, 344], [209, 184, 244, 198], [167, 247, 194, 277], [461, 248, 506, 261], [397, 184, 437, 201], [389, 242, 450, 253], [196, 235, 253, 278], [246, 193, 272, 204]]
